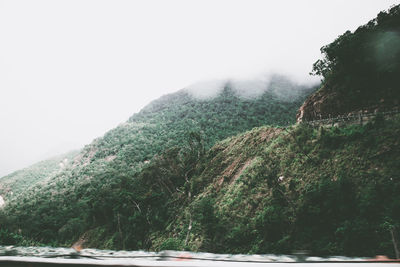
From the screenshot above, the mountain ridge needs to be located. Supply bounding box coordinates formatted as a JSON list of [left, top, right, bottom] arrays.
[[1, 4, 400, 258], [0, 75, 315, 249]]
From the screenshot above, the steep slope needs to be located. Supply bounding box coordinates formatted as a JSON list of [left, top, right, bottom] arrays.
[[150, 6, 400, 257], [297, 4, 400, 122], [142, 6, 400, 256], [3, 5, 399, 256], [147, 115, 400, 257], [92, 76, 313, 165], [0, 76, 314, 247]]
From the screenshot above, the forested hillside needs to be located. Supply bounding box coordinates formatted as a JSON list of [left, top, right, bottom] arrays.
[[148, 114, 400, 257], [298, 4, 400, 121], [1, 4, 399, 258], [0, 76, 314, 248], [0, 151, 79, 202]]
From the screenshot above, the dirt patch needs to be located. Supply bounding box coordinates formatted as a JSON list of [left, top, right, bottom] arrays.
[[222, 158, 241, 177], [222, 135, 244, 154], [259, 128, 282, 143], [72, 232, 90, 251], [230, 158, 255, 185]]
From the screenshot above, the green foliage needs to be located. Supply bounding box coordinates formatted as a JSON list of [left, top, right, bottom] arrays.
[[0, 229, 24, 245], [1, 24, 399, 258], [0, 112, 399, 257], [193, 197, 218, 238], [159, 116, 400, 257], [311, 4, 400, 111], [0, 80, 311, 248], [0, 228, 41, 247], [318, 125, 366, 148], [0, 150, 79, 201], [158, 238, 184, 251]]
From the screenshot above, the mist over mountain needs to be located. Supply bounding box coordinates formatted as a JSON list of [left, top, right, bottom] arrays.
[[185, 74, 317, 100], [0, 74, 316, 248], [1, 0, 395, 180], [0, 4, 399, 259]]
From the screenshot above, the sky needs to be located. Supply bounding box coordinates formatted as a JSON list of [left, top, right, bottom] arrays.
[[0, 0, 399, 177]]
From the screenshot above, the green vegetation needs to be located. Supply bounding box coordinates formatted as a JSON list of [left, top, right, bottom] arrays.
[[0, 79, 313, 249], [0, 150, 79, 201], [303, 5, 400, 120], [140, 115, 400, 257], [1, 113, 398, 256], [1, 5, 399, 258]]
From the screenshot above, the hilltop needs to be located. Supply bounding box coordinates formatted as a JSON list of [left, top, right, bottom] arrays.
[[0, 75, 314, 247]]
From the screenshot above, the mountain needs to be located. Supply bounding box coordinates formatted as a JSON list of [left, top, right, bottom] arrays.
[[297, 4, 400, 122], [1, 5, 399, 258], [149, 115, 400, 257], [0, 75, 314, 247], [0, 150, 79, 203]]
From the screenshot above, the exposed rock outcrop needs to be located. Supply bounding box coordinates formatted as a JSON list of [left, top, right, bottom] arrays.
[[297, 83, 399, 122]]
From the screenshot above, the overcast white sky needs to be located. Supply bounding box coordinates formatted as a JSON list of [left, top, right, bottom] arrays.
[[0, 0, 399, 177]]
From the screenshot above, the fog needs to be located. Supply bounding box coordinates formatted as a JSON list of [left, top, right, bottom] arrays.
[[0, 0, 398, 177], [185, 74, 317, 100], [185, 75, 276, 100]]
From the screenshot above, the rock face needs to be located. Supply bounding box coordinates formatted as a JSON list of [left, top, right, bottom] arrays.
[[296, 83, 400, 123], [296, 85, 341, 122]]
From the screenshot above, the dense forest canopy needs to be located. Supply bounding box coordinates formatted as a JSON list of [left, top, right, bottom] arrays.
[[0, 76, 314, 249], [1, 4, 400, 259], [0, 151, 79, 202], [311, 4, 400, 110]]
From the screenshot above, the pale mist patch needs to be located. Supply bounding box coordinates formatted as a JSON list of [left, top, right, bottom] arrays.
[[185, 73, 317, 101], [184, 80, 226, 99], [229, 76, 271, 99], [268, 74, 312, 102]]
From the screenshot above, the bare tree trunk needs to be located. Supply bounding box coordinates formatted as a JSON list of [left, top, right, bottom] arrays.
[[184, 171, 192, 247], [390, 228, 399, 259], [131, 200, 141, 213], [185, 214, 192, 246]]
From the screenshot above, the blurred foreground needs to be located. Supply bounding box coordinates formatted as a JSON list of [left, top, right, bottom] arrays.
[[0, 246, 399, 266]]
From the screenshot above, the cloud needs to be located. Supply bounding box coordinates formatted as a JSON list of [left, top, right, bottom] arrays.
[[184, 73, 319, 100]]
